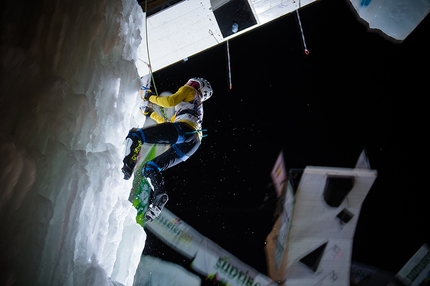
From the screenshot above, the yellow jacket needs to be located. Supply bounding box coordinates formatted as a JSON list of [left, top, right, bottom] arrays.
[[147, 85, 204, 133]]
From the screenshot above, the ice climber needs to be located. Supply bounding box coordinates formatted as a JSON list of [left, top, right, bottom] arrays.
[[122, 77, 213, 221]]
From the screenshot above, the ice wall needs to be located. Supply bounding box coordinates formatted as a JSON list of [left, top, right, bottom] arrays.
[[349, 0, 430, 41], [0, 0, 148, 285]]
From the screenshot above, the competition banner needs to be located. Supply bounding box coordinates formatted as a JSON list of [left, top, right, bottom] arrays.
[[396, 244, 430, 286], [192, 238, 276, 286], [145, 208, 276, 285], [144, 208, 204, 259]]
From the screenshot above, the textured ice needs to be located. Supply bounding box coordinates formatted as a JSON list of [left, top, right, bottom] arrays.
[[0, 0, 148, 285], [349, 0, 430, 41]]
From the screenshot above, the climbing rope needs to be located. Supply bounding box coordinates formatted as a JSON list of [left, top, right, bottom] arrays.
[[143, 0, 157, 94], [139, 0, 168, 120]]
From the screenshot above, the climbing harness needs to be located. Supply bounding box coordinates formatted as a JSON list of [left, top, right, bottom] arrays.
[[187, 129, 208, 138]]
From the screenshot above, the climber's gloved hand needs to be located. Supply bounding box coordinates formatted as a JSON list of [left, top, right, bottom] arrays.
[[142, 106, 154, 117], [143, 90, 156, 101]]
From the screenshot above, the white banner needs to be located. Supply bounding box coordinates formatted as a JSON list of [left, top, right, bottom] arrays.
[[396, 244, 430, 286], [145, 208, 204, 259], [192, 238, 276, 286], [146, 208, 275, 286]]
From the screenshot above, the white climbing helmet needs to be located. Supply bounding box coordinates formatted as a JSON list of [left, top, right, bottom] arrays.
[[189, 77, 213, 101]]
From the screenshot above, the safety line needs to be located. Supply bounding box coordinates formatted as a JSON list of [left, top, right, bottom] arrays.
[[296, 9, 309, 56], [141, 0, 168, 120], [226, 40, 232, 90], [143, 1, 158, 95]]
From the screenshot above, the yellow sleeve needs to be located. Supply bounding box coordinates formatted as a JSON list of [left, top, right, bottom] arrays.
[[149, 111, 166, 124], [148, 86, 196, 107]]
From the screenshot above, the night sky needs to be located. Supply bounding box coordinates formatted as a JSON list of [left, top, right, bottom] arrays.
[[142, 0, 430, 279]]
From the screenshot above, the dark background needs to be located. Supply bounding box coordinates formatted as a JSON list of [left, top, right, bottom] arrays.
[[142, 0, 429, 280]]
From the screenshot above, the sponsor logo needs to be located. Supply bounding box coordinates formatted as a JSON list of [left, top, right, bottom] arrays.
[[157, 216, 193, 244], [215, 256, 262, 286], [405, 251, 430, 283], [131, 140, 142, 162]]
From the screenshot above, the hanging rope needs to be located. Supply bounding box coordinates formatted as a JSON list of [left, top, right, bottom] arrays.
[[143, 1, 157, 95], [295, 9, 309, 56], [139, 0, 168, 120], [226, 40, 232, 90]]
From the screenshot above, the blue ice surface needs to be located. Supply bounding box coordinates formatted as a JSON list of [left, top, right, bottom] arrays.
[[361, 0, 372, 7]]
